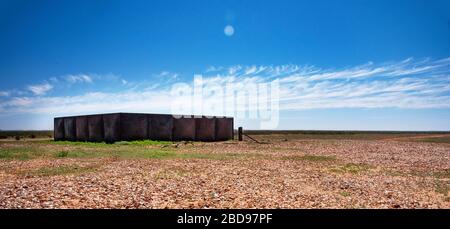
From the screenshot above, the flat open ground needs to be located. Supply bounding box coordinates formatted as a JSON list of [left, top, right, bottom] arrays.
[[0, 131, 449, 208]]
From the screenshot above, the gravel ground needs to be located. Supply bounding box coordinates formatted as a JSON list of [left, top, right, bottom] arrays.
[[0, 137, 449, 209]]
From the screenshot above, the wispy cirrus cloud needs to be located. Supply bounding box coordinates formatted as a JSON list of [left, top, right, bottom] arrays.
[[0, 73, 128, 104], [155, 71, 179, 80], [27, 83, 53, 96], [1, 57, 450, 118], [64, 74, 93, 84], [204, 58, 450, 108]]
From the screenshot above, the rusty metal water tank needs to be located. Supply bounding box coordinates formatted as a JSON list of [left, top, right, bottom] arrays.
[[54, 113, 233, 142]]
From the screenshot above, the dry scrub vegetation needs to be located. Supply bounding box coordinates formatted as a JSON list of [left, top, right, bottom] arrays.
[[0, 133, 449, 208]]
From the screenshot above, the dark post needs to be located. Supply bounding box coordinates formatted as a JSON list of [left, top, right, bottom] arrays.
[[238, 127, 243, 141]]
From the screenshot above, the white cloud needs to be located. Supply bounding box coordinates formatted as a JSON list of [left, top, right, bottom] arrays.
[[203, 58, 450, 110], [0, 91, 9, 97], [49, 77, 59, 83], [27, 83, 53, 96], [205, 66, 223, 72], [228, 65, 242, 75], [157, 71, 178, 79], [39, 73, 126, 90], [1, 57, 450, 118], [8, 97, 33, 106], [65, 74, 93, 83]]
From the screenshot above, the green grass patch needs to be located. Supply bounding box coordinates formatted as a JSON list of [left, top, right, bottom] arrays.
[[54, 148, 177, 159], [416, 136, 450, 144], [51, 141, 111, 147], [177, 152, 222, 160], [56, 151, 69, 158], [383, 169, 406, 177], [282, 154, 336, 162], [1, 140, 259, 161], [1, 142, 178, 160], [177, 152, 229, 160], [114, 140, 172, 146], [51, 140, 172, 147], [0, 147, 44, 160], [54, 150, 99, 158], [115, 149, 176, 159], [435, 181, 450, 197], [1, 145, 250, 161], [154, 168, 188, 179], [433, 169, 450, 179], [19, 165, 99, 177], [331, 163, 371, 174], [404, 169, 450, 179], [340, 191, 351, 197], [177, 152, 261, 160]]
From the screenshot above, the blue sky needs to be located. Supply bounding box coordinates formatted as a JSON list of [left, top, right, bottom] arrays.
[[0, 0, 450, 130]]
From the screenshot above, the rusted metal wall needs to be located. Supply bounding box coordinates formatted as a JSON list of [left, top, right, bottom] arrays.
[[195, 116, 216, 141], [215, 117, 234, 141], [173, 116, 196, 141], [120, 113, 148, 141], [54, 113, 233, 142], [63, 117, 76, 141], [149, 114, 173, 141], [54, 118, 65, 141], [75, 116, 88, 141], [87, 115, 104, 142], [103, 114, 121, 143]]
